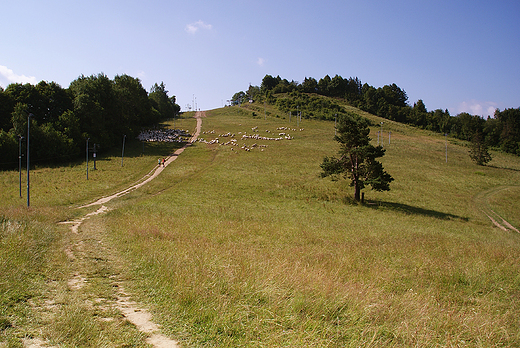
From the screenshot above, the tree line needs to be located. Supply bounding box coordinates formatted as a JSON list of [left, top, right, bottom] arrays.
[[0, 73, 180, 169], [232, 74, 520, 156]]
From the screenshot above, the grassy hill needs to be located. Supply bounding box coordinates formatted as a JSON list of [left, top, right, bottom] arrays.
[[1, 104, 519, 347]]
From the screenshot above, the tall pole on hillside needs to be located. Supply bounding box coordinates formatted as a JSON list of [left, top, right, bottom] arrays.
[[93, 144, 97, 170], [86, 138, 90, 180], [27, 113, 32, 207], [445, 133, 448, 163], [380, 122, 384, 147], [19, 135, 24, 198], [121, 135, 126, 167]]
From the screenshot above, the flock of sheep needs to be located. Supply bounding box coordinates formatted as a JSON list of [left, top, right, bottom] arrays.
[[138, 125, 304, 153], [197, 126, 304, 152], [137, 128, 191, 143]]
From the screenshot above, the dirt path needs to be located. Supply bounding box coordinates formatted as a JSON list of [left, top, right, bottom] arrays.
[[473, 185, 519, 233], [81, 112, 204, 208], [41, 112, 204, 347]]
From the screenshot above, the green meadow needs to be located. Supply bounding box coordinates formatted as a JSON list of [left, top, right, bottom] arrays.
[[1, 106, 519, 347]]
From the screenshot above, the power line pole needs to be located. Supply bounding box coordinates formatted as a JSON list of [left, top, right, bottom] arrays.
[[93, 144, 97, 170], [380, 122, 384, 147], [121, 135, 126, 167], [297, 106, 299, 128], [19, 135, 24, 198], [86, 138, 90, 180], [445, 133, 448, 163], [27, 114, 32, 207]]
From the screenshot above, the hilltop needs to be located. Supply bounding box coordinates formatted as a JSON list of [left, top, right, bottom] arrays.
[[232, 74, 520, 157]]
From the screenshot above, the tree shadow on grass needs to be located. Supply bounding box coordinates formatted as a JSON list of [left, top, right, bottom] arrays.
[[487, 164, 520, 172], [96, 139, 187, 161], [364, 200, 469, 222]]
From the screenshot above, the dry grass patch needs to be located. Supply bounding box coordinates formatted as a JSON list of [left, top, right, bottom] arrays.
[[103, 106, 520, 346]]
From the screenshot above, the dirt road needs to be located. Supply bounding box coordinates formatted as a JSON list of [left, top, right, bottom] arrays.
[[81, 111, 204, 208], [47, 112, 205, 348]]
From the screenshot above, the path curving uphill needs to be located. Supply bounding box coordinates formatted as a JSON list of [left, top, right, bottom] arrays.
[[55, 111, 205, 348], [81, 111, 204, 208]]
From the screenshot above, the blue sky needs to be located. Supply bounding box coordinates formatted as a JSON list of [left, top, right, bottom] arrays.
[[1, 0, 519, 116]]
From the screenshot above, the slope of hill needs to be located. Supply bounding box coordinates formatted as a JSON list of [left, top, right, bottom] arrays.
[[1, 104, 519, 347]]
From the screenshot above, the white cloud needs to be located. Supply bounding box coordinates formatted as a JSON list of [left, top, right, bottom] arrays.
[[185, 20, 213, 34], [256, 57, 265, 66], [457, 100, 498, 117], [0, 65, 37, 88], [136, 71, 146, 81]]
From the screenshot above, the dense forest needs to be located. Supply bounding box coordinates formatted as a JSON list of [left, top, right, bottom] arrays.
[[0, 73, 180, 169], [232, 74, 520, 156]]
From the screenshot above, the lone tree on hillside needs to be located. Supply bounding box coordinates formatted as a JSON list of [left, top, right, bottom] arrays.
[[320, 112, 394, 202], [469, 130, 492, 165]]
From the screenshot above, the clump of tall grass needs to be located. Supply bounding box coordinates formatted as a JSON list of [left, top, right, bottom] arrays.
[[46, 299, 148, 347], [0, 208, 65, 345]]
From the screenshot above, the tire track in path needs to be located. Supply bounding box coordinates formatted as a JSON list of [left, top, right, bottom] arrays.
[[52, 112, 204, 347], [473, 185, 519, 233]]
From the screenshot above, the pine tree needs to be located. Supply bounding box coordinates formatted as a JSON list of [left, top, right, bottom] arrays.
[[469, 130, 492, 165], [320, 112, 393, 202]]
